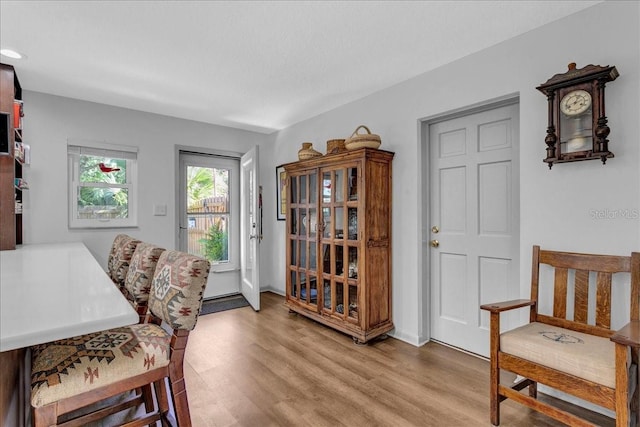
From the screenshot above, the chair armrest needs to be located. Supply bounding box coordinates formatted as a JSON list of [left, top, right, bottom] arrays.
[[480, 299, 535, 314], [611, 320, 640, 348]]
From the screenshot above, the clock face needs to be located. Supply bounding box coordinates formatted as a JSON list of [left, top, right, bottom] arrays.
[[560, 89, 592, 116]]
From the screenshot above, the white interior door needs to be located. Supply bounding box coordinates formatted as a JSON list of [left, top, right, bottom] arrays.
[[429, 102, 519, 357], [240, 146, 260, 311]]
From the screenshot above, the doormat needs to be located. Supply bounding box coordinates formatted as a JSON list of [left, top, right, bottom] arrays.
[[200, 294, 250, 315]]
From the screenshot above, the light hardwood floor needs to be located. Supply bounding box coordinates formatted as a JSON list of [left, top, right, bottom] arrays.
[[184, 292, 613, 427]]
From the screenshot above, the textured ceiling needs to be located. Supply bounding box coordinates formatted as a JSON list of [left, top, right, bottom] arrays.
[[0, 1, 600, 134]]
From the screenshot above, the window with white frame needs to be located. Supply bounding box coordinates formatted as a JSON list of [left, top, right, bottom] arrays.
[[67, 141, 138, 228]]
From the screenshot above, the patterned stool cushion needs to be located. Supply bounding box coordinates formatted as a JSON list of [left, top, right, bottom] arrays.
[[500, 322, 618, 387], [148, 250, 210, 331], [31, 323, 170, 407], [108, 235, 141, 289], [124, 243, 165, 305]]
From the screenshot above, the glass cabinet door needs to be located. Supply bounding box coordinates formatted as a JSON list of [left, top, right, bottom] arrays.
[[318, 164, 360, 323], [288, 170, 318, 308]]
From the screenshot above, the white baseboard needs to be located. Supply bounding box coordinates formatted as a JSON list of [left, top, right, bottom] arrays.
[[261, 286, 285, 296], [387, 329, 422, 347]]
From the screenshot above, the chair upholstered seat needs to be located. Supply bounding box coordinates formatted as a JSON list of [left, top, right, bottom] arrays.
[[500, 322, 617, 387], [31, 323, 171, 407]]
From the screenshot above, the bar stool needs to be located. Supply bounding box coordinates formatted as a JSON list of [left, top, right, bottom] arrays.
[[120, 241, 167, 422], [30, 250, 211, 426]]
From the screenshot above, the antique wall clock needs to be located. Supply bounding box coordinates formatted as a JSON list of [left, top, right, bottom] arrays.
[[536, 63, 619, 168]]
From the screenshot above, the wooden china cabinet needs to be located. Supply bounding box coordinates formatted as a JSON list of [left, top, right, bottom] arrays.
[[283, 147, 394, 344]]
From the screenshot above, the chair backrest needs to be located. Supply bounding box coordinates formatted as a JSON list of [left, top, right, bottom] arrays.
[[107, 234, 141, 290], [124, 242, 165, 309], [530, 245, 640, 338], [107, 234, 128, 274], [148, 250, 211, 331]]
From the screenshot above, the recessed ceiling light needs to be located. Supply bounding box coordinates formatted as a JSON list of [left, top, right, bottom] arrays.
[[0, 49, 25, 59]]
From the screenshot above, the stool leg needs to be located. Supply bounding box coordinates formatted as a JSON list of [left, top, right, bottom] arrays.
[[33, 404, 57, 427], [168, 363, 191, 426], [141, 383, 155, 413]]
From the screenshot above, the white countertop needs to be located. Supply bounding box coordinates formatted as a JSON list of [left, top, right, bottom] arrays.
[[0, 242, 139, 352]]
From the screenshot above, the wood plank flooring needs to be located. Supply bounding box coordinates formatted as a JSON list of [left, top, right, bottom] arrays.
[[184, 292, 614, 427]]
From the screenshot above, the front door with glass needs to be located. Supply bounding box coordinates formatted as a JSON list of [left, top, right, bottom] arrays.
[[179, 152, 240, 299]]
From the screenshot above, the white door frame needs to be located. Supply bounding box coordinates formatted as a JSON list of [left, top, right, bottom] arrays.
[[419, 94, 520, 348]]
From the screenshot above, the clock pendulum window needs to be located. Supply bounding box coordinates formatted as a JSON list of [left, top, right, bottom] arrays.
[[559, 89, 592, 154]]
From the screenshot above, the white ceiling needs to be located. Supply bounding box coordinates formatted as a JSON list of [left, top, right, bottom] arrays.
[[0, 1, 600, 134]]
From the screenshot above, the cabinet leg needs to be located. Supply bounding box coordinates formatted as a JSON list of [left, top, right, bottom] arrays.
[[352, 337, 367, 346], [288, 309, 297, 315]]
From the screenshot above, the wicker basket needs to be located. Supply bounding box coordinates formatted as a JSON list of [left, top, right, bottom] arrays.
[[326, 139, 346, 155], [298, 142, 322, 160], [344, 125, 381, 150]]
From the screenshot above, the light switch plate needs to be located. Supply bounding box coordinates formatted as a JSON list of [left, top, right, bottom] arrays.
[[153, 204, 167, 216]]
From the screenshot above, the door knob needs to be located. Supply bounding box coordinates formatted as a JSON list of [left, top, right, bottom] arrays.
[[430, 239, 439, 248], [431, 226, 439, 234]]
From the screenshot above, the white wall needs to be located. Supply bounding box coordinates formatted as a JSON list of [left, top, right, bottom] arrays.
[[264, 1, 640, 345], [20, 1, 639, 348], [21, 92, 267, 268]]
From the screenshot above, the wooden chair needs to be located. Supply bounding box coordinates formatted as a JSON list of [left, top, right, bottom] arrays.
[[481, 245, 640, 426], [107, 234, 141, 294], [30, 250, 211, 426]]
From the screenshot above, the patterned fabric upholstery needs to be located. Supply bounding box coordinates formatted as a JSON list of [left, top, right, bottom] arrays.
[[124, 243, 165, 305], [148, 250, 211, 331], [106, 234, 127, 275], [107, 234, 141, 290], [31, 323, 171, 407]]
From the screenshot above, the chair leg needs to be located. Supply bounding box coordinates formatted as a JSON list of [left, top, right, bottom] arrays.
[[529, 381, 537, 399], [489, 312, 501, 426], [141, 383, 155, 413], [168, 362, 191, 427], [615, 343, 631, 427], [33, 404, 57, 427], [154, 378, 171, 422], [632, 348, 640, 427]]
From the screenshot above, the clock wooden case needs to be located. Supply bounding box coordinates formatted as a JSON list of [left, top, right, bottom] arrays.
[[536, 63, 619, 168]]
